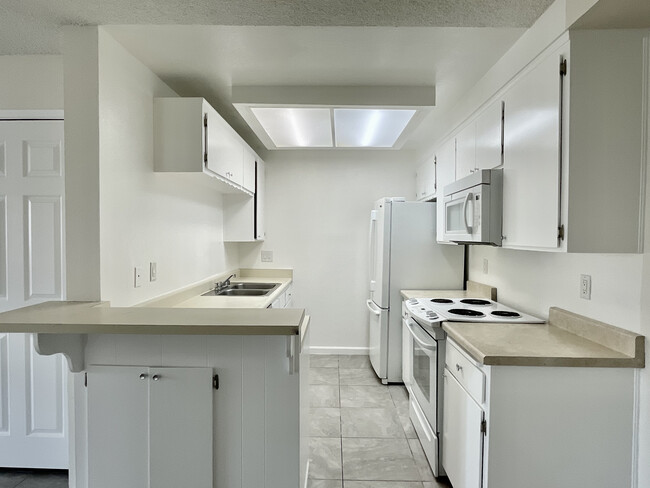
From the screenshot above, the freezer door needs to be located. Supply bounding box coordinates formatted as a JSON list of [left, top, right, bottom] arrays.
[[367, 299, 389, 380], [369, 199, 391, 308]]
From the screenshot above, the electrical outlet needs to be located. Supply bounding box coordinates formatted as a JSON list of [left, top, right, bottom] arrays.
[[150, 262, 157, 282], [580, 274, 591, 300], [134, 267, 144, 288], [483, 258, 489, 274], [261, 250, 273, 263]]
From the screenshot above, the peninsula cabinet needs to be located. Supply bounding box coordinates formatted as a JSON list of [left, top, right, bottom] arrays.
[[153, 97, 254, 196], [442, 339, 636, 488], [501, 30, 647, 252], [87, 366, 213, 488]]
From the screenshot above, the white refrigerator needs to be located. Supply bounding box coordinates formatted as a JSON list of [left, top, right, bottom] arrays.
[[366, 198, 465, 383]]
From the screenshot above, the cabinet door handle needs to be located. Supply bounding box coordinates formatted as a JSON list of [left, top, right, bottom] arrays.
[[139, 373, 148, 380], [456, 363, 463, 372], [152, 374, 161, 381]]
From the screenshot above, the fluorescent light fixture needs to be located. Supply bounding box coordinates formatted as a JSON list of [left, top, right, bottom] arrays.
[[250, 107, 332, 148], [334, 109, 416, 148]]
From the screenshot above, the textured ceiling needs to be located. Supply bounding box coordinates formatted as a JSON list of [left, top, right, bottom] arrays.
[[0, 0, 554, 54]]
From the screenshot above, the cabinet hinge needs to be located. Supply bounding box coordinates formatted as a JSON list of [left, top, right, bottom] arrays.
[[480, 419, 487, 434], [560, 59, 567, 76], [558, 224, 565, 241], [213, 374, 219, 390], [84, 372, 88, 387]]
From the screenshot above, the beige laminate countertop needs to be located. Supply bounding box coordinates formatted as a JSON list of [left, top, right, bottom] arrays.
[[401, 284, 644, 368], [0, 300, 305, 336]]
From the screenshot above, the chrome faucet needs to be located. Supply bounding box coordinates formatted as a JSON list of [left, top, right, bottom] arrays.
[[214, 274, 236, 292]]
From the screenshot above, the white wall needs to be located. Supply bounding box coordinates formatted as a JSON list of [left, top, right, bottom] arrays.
[[64, 27, 238, 306], [0, 55, 63, 110], [239, 150, 416, 351]]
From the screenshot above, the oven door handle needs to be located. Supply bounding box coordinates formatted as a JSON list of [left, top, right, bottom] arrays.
[[406, 319, 437, 350]]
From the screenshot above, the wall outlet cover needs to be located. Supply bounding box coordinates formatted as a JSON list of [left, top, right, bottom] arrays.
[[261, 250, 273, 263], [150, 262, 157, 282], [134, 267, 144, 288], [483, 258, 489, 274]]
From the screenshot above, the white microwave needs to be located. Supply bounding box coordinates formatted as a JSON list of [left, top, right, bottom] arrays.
[[442, 169, 503, 246]]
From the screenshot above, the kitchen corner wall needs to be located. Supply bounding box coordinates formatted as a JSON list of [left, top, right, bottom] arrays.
[[64, 27, 238, 306], [238, 150, 416, 352]]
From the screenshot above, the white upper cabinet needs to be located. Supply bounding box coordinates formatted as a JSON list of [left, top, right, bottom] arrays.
[[475, 99, 504, 171], [153, 97, 253, 196], [242, 149, 256, 194], [455, 123, 476, 179], [415, 158, 436, 201], [435, 138, 456, 243], [224, 158, 265, 242], [205, 104, 244, 187], [502, 44, 564, 250]]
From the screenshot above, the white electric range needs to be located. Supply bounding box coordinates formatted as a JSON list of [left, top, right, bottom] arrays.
[[401, 296, 543, 478]]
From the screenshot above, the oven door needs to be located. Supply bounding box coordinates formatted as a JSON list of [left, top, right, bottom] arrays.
[[405, 318, 439, 431], [443, 188, 477, 243]]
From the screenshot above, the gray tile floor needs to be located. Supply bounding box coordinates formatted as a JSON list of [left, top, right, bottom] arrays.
[[309, 355, 452, 488], [0, 469, 67, 488]]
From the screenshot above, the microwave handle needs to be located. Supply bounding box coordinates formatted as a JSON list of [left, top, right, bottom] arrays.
[[463, 192, 474, 233]]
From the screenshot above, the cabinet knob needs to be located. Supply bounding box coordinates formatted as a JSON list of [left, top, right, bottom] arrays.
[[139, 373, 148, 380], [456, 363, 463, 372], [152, 374, 161, 381]]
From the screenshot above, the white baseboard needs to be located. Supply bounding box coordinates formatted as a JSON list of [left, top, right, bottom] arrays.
[[309, 346, 369, 355]]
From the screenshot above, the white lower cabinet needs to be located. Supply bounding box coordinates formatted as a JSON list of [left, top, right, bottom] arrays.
[[75, 332, 308, 488], [442, 339, 636, 488], [442, 370, 483, 488], [87, 366, 213, 488]]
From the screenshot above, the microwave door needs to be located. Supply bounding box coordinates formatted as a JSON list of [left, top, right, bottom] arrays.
[[445, 191, 474, 241]]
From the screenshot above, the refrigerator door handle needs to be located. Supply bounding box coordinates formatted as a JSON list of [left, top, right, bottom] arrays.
[[366, 299, 383, 316], [368, 210, 378, 292]]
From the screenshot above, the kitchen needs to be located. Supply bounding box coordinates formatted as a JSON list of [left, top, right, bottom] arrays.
[[0, 0, 649, 487]]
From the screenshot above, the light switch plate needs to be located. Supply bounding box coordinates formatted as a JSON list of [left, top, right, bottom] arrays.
[[134, 267, 144, 288], [261, 250, 273, 263], [482, 258, 489, 274], [150, 262, 157, 282], [580, 274, 591, 300]]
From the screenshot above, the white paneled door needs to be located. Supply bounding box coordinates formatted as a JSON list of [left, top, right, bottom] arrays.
[[0, 119, 67, 468]]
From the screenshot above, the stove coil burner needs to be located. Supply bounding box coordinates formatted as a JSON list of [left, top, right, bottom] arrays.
[[491, 310, 522, 318], [448, 308, 485, 317], [430, 298, 454, 304], [459, 298, 492, 306]]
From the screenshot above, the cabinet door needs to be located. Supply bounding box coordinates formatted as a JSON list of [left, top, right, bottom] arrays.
[[149, 367, 213, 488], [206, 104, 243, 185], [435, 139, 456, 242], [415, 159, 436, 201], [456, 124, 476, 179], [475, 100, 504, 170], [87, 366, 149, 488], [442, 369, 484, 488], [242, 150, 256, 193], [502, 47, 563, 249], [255, 160, 265, 240], [88, 366, 213, 488]]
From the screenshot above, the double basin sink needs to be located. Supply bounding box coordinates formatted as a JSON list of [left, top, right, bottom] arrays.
[[201, 282, 280, 297]]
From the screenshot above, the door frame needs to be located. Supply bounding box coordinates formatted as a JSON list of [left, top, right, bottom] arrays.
[[0, 110, 63, 121]]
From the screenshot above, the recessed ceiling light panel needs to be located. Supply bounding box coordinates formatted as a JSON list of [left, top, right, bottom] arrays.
[[333, 109, 416, 147], [250, 107, 332, 148]]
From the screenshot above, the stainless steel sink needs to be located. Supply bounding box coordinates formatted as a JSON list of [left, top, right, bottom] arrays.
[[201, 282, 280, 297], [214, 289, 269, 296], [227, 282, 279, 290]]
